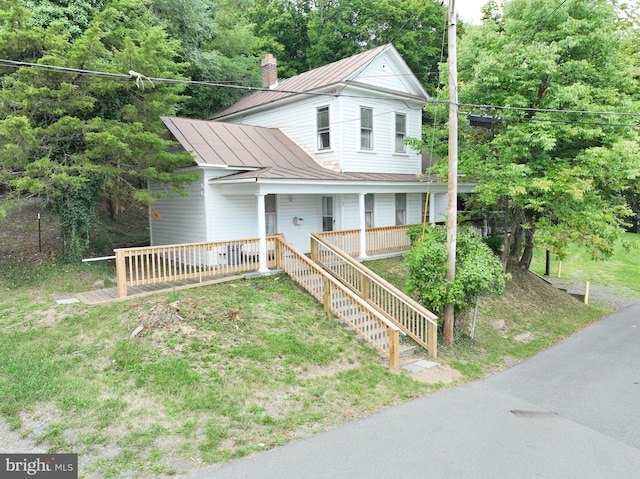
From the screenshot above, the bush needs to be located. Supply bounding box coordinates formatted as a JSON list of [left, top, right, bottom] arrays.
[[405, 225, 510, 331]]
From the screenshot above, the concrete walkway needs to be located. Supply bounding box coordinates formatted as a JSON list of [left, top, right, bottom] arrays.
[[189, 301, 640, 479]]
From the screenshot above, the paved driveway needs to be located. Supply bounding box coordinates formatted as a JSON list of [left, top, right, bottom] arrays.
[[190, 302, 640, 479]]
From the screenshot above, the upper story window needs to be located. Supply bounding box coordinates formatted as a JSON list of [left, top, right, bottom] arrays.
[[395, 113, 407, 153], [360, 107, 373, 150], [317, 106, 330, 150]]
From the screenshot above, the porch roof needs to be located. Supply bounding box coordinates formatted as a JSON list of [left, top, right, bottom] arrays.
[[161, 116, 441, 185]]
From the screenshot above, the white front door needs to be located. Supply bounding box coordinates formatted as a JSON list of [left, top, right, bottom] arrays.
[[321, 196, 334, 232]]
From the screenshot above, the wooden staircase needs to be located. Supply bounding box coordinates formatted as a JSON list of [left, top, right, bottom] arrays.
[[309, 233, 438, 360]]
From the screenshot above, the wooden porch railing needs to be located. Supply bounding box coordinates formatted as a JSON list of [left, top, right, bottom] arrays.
[[316, 225, 413, 257], [366, 225, 412, 254], [310, 233, 438, 359], [274, 237, 401, 370], [114, 238, 277, 298]]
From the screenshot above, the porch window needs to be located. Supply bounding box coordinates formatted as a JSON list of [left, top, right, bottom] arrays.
[[365, 193, 374, 228], [265, 194, 277, 235], [395, 113, 406, 153], [317, 106, 330, 150], [395, 193, 407, 225], [360, 107, 373, 150]]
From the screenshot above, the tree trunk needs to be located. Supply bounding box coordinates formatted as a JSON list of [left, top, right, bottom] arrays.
[[519, 225, 535, 270]]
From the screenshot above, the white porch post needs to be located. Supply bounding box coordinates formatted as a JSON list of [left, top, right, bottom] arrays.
[[430, 193, 437, 224], [256, 193, 269, 273], [358, 192, 367, 258]]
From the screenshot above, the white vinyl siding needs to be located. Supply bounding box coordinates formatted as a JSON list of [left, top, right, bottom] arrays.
[[149, 174, 206, 246], [432, 193, 448, 223], [277, 194, 319, 251], [339, 96, 422, 174], [376, 194, 395, 226], [407, 193, 424, 224]]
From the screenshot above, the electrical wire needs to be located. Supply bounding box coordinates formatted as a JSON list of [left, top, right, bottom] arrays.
[[0, 58, 428, 103], [459, 111, 638, 128]]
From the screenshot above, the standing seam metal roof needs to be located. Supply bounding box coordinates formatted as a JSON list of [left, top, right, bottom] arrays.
[[161, 116, 436, 183], [211, 44, 392, 119]]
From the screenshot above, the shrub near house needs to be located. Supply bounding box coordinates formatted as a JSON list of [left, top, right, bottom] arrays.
[[405, 225, 509, 332]]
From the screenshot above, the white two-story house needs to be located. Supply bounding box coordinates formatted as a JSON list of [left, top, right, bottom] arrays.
[[149, 43, 474, 267]]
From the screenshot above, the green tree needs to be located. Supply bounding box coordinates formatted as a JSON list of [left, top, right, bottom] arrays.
[[303, 0, 447, 93], [150, 0, 262, 118], [446, 0, 640, 269], [0, 0, 193, 262], [249, 0, 312, 77], [405, 225, 509, 334], [24, 0, 107, 39]]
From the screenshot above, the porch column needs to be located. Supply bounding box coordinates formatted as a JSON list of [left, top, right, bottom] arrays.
[[256, 193, 269, 273], [429, 193, 437, 224], [358, 192, 367, 259]]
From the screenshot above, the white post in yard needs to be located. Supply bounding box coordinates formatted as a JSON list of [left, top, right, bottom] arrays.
[[358, 192, 367, 258], [256, 193, 269, 273]]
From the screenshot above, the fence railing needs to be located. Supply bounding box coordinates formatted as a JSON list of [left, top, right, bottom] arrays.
[[274, 237, 401, 370], [366, 225, 412, 254], [114, 238, 277, 298], [315, 225, 413, 257], [310, 233, 438, 359]]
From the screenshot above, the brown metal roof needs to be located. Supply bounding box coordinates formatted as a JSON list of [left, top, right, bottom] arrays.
[[161, 116, 437, 184], [211, 44, 392, 119]]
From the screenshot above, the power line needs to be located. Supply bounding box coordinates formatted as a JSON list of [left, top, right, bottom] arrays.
[[0, 58, 427, 103], [427, 99, 640, 118], [459, 111, 638, 128]]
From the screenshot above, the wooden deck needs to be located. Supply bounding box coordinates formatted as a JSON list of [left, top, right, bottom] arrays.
[[74, 274, 245, 305]]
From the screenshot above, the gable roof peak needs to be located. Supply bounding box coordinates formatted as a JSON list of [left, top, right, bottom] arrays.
[[211, 43, 426, 119]]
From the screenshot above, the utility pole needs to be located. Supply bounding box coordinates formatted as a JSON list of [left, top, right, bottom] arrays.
[[444, 0, 458, 346]]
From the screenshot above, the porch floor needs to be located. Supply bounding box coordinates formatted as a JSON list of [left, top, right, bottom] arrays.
[[74, 274, 245, 305]]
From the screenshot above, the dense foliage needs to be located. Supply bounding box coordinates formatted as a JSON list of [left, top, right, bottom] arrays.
[[250, 0, 448, 92], [428, 0, 640, 269], [0, 0, 194, 261], [405, 225, 509, 332]]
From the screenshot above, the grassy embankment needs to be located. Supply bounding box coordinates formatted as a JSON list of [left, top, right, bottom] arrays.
[[2, 201, 638, 478]]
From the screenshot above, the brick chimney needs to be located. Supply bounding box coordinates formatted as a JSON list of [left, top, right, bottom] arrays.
[[261, 53, 278, 89]]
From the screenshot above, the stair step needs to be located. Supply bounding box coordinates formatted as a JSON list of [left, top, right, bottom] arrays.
[[399, 344, 417, 358]]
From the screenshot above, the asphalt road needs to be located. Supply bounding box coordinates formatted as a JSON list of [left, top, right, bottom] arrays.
[[190, 301, 640, 479]]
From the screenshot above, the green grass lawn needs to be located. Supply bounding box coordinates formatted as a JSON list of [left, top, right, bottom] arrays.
[[0, 269, 435, 478], [1, 234, 637, 478], [530, 232, 640, 291]]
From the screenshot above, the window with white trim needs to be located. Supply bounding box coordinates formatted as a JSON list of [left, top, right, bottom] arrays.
[[265, 194, 277, 235], [317, 106, 330, 150], [395, 113, 407, 153], [360, 107, 373, 150], [395, 193, 407, 225], [365, 193, 374, 228]]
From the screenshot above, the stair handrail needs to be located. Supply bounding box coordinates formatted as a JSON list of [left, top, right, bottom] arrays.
[[310, 233, 438, 359], [273, 236, 402, 370]]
